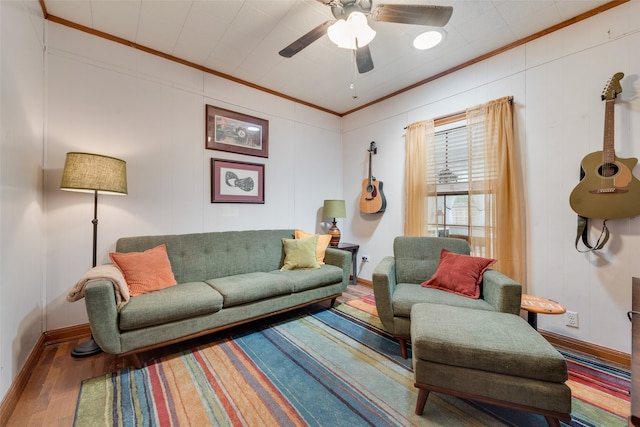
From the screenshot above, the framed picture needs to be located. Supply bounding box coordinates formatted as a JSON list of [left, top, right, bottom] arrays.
[[211, 158, 265, 204], [206, 105, 269, 158]]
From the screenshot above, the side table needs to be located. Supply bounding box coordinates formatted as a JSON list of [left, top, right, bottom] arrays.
[[333, 242, 359, 285], [520, 294, 566, 329]]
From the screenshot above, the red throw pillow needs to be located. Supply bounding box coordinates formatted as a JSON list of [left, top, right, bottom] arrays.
[[421, 248, 496, 299], [109, 244, 177, 297]]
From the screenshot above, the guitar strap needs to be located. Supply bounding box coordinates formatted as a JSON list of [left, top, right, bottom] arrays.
[[575, 215, 609, 252], [574, 164, 610, 252]]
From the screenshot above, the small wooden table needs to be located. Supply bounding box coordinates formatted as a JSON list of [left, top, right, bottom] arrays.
[[520, 294, 566, 329], [332, 242, 359, 285]]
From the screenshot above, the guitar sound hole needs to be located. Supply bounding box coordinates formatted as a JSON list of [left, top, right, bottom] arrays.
[[599, 163, 619, 178]]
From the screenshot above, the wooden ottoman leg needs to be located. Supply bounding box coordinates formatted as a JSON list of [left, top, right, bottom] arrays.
[[544, 415, 561, 427], [415, 387, 430, 415]]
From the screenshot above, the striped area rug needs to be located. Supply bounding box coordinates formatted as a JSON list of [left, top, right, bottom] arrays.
[[74, 298, 630, 426]]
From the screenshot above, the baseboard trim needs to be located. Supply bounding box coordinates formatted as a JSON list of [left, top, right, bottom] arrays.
[[356, 278, 373, 288], [44, 323, 91, 345], [539, 329, 630, 368], [0, 333, 46, 425], [0, 324, 91, 423]]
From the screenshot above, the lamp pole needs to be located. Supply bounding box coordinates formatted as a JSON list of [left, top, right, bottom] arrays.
[[71, 190, 103, 358], [92, 190, 98, 268]]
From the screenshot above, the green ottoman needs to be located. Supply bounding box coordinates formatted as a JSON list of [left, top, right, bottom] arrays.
[[411, 303, 571, 427]]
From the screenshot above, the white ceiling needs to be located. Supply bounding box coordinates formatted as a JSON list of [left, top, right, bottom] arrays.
[[42, 0, 614, 115]]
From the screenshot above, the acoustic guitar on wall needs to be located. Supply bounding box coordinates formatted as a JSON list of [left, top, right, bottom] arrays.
[[359, 141, 386, 214], [569, 72, 640, 219]]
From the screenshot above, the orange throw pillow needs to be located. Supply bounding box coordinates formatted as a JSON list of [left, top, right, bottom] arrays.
[[421, 248, 496, 299], [109, 244, 177, 297], [295, 229, 331, 265]]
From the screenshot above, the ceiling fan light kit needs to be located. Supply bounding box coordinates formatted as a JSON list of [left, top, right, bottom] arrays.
[[327, 11, 376, 49], [279, 1, 453, 74], [413, 29, 446, 50]]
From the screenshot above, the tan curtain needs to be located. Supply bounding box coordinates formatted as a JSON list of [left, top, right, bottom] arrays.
[[467, 97, 525, 286], [404, 120, 435, 236]]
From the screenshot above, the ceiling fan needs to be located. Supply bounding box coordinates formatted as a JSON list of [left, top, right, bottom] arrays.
[[278, 0, 453, 74]]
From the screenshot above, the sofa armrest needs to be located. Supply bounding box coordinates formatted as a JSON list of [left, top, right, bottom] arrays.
[[324, 247, 352, 290], [481, 269, 522, 315], [372, 256, 397, 332], [84, 280, 122, 354]]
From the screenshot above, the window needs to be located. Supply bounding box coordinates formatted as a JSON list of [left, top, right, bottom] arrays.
[[426, 118, 493, 256]]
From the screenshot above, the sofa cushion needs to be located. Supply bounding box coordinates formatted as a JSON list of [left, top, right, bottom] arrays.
[[110, 244, 177, 296], [119, 281, 223, 331], [393, 283, 494, 318], [411, 303, 568, 383], [270, 264, 344, 292], [295, 229, 332, 264], [421, 249, 496, 299], [281, 235, 321, 271], [207, 272, 293, 308]]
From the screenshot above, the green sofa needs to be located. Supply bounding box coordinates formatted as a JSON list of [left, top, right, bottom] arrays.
[[83, 229, 351, 365], [372, 236, 522, 358]]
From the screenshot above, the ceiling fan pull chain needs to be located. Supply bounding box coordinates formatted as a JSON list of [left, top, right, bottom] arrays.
[[350, 50, 358, 99]]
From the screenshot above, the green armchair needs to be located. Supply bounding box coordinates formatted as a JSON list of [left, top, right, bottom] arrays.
[[372, 236, 522, 358]]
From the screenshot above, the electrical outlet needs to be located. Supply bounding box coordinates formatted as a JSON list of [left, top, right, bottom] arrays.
[[361, 255, 370, 263], [566, 311, 579, 328]]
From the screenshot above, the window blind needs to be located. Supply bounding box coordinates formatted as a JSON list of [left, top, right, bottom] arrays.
[[432, 125, 468, 185], [431, 122, 494, 187]]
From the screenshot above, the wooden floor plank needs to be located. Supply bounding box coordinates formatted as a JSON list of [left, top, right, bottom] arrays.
[[4, 284, 372, 425]]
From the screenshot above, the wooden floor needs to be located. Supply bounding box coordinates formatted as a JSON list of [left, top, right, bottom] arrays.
[[2, 284, 373, 426]]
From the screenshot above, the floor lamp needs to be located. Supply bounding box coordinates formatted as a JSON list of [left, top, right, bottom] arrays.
[[60, 152, 128, 357]]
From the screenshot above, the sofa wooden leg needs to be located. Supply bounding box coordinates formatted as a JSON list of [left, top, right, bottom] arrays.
[[398, 338, 408, 359], [128, 353, 144, 369], [330, 297, 337, 307], [415, 388, 430, 415]]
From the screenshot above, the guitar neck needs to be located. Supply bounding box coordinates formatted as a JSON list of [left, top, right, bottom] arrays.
[[603, 99, 615, 163]]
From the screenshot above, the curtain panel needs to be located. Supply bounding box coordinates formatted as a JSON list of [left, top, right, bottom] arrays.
[[404, 97, 525, 288], [467, 96, 524, 286], [404, 120, 434, 236]]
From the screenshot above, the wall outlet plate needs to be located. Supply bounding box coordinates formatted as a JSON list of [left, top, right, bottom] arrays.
[[361, 255, 369, 262], [566, 311, 579, 328]]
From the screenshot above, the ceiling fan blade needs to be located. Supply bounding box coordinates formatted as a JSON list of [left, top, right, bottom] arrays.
[[279, 20, 334, 58], [355, 45, 374, 74], [370, 4, 453, 27]]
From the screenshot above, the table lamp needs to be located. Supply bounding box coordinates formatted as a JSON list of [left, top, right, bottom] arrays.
[[323, 199, 346, 246], [61, 152, 127, 357]]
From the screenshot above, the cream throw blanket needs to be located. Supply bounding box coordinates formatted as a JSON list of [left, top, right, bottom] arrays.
[[67, 264, 130, 312]]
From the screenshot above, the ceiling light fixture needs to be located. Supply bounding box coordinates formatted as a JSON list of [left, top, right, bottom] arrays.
[[413, 29, 446, 50], [327, 12, 376, 50]]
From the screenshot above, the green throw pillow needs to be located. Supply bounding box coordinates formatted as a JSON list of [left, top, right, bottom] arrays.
[[281, 235, 321, 271]]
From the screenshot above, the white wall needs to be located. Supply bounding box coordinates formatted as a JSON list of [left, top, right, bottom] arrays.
[[43, 23, 344, 331], [0, 0, 45, 402], [2, 1, 638, 408], [342, 2, 640, 353]]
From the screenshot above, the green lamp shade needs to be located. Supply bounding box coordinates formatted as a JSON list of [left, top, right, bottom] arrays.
[[60, 152, 128, 195], [323, 199, 346, 219]]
